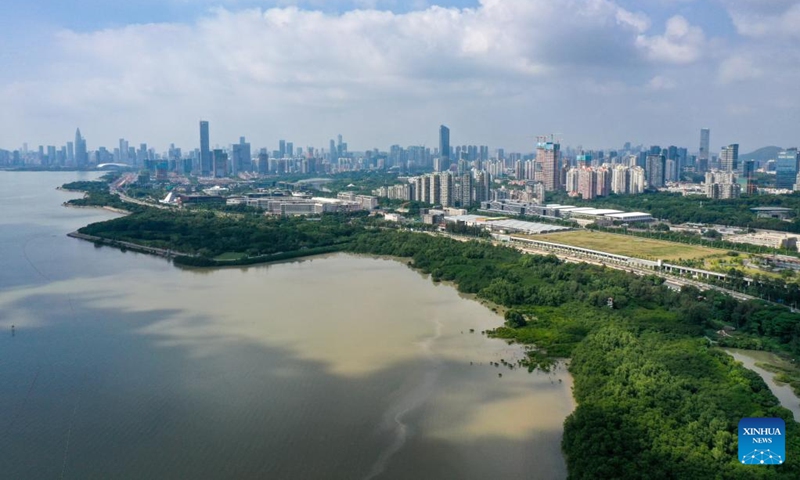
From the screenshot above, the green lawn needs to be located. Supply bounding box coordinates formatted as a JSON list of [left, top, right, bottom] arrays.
[[530, 231, 727, 262]]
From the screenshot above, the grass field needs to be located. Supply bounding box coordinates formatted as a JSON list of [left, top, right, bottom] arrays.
[[529, 231, 727, 262]]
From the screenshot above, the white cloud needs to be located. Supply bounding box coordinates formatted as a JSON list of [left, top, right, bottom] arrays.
[[647, 75, 676, 90], [718, 55, 763, 84], [720, 0, 800, 39], [635, 15, 705, 64], [1, 0, 799, 151]]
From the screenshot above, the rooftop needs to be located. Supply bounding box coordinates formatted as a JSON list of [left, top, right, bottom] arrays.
[[751, 207, 793, 212], [487, 219, 571, 234]]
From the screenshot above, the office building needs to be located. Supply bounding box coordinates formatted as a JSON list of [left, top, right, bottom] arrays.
[[75, 128, 88, 168], [199, 121, 211, 175], [231, 137, 252, 175], [776, 148, 799, 189], [438, 125, 450, 172], [212, 149, 228, 178], [698, 128, 710, 173], [738, 159, 756, 194]]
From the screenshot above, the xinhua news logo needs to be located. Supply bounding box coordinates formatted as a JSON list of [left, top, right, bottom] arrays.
[[739, 418, 786, 465]]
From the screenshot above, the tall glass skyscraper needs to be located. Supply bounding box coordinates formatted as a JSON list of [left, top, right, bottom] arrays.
[[698, 128, 710, 172], [776, 148, 799, 189], [199, 120, 211, 176], [438, 125, 450, 172], [74, 128, 88, 168]]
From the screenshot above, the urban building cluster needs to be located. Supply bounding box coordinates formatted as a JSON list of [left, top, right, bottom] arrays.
[[166, 189, 378, 216], [3, 123, 799, 201], [480, 200, 653, 225]]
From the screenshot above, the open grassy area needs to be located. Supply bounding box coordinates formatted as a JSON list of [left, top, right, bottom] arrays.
[[530, 230, 728, 262]]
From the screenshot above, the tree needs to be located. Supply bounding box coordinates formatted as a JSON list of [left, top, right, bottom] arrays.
[[504, 309, 527, 328]]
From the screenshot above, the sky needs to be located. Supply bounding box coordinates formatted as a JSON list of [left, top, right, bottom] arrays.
[[1, 0, 799, 154]]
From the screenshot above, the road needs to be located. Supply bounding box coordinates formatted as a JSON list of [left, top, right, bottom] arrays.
[[111, 173, 171, 209]]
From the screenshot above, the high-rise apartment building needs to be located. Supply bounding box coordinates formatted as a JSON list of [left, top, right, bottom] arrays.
[[577, 167, 597, 200], [429, 173, 441, 205], [645, 154, 666, 189], [595, 166, 611, 197], [439, 172, 454, 207], [536, 140, 560, 191], [611, 165, 628, 194], [460, 173, 473, 207], [720, 144, 739, 173], [705, 171, 740, 199]]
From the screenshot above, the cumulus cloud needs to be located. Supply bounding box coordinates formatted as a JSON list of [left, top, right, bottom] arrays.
[[1, 0, 798, 150], [635, 15, 705, 64], [720, 0, 800, 39], [717, 55, 763, 84]]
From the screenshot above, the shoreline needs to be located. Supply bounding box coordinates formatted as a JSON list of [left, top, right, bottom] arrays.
[[67, 231, 178, 258], [723, 348, 800, 422], [63, 203, 131, 215], [67, 230, 348, 268]]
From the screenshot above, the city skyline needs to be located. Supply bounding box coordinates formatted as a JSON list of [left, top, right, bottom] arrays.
[[1, 1, 799, 151]]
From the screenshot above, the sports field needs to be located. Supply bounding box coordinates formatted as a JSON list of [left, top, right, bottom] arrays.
[[529, 231, 726, 262]]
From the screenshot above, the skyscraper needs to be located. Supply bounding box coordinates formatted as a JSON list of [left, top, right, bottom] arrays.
[[536, 139, 560, 191], [698, 128, 710, 173], [720, 144, 739, 173], [645, 154, 666, 189], [212, 149, 228, 178], [74, 128, 88, 168], [459, 173, 472, 207], [438, 125, 450, 172], [67, 141, 74, 166], [776, 149, 799, 189], [232, 137, 252, 175], [119, 138, 129, 164], [739, 159, 756, 194], [199, 121, 211, 176]]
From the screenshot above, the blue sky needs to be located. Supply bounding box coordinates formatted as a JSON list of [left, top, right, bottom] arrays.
[[1, 0, 799, 153]]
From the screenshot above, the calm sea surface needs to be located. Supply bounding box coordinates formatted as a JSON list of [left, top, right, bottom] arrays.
[[0, 172, 574, 479]]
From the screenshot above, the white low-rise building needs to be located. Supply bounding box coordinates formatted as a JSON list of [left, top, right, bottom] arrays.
[[604, 212, 654, 223]]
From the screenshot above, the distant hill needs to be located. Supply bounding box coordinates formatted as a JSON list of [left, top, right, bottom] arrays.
[[739, 146, 783, 164]]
